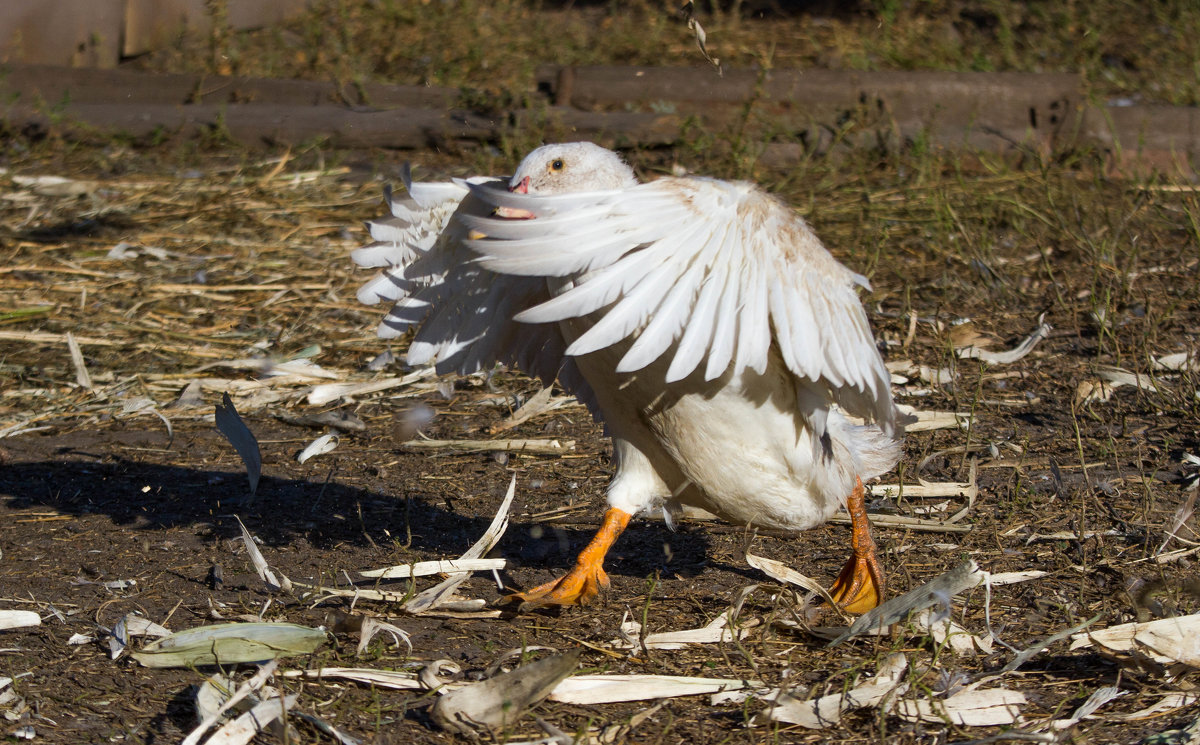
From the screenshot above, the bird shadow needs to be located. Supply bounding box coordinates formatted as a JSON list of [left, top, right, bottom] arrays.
[[0, 439, 717, 587]]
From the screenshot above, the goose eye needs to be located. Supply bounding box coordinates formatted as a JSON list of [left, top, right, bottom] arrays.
[[550, 159, 564, 172]]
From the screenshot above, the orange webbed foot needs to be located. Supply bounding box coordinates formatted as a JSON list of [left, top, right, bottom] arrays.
[[829, 546, 886, 614], [504, 507, 631, 612], [508, 562, 611, 610], [828, 476, 887, 614]]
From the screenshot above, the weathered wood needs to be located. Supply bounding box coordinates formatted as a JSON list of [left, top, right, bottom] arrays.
[[515, 107, 683, 148], [538, 65, 1081, 151], [3, 104, 499, 149], [1080, 104, 1200, 178], [1, 102, 679, 150], [0, 63, 1195, 177], [0, 1, 124, 68], [541, 65, 1078, 110], [123, 0, 308, 57], [0, 0, 307, 68], [0, 64, 457, 109]]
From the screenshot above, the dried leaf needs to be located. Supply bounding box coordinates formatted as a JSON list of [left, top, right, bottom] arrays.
[[1153, 351, 1198, 372], [1047, 685, 1125, 730], [401, 438, 574, 454], [109, 615, 129, 659], [360, 558, 507, 580], [131, 623, 325, 668], [290, 711, 362, 745], [12, 173, 97, 197], [745, 553, 837, 603], [490, 386, 575, 433], [1099, 366, 1162, 390], [1157, 486, 1199, 556], [1069, 613, 1200, 666], [912, 608, 993, 655], [549, 673, 756, 705], [182, 661, 278, 745], [287, 582, 503, 615], [1108, 692, 1199, 721], [0, 675, 25, 719], [306, 369, 434, 406], [829, 561, 984, 647], [899, 408, 973, 432], [170, 380, 205, 409], [215, 392, 262, 494], [613, 612, 756, 651], [282, 667, 421, 690], [1130, 620, 1200, 667], [0, 610, 40, 630], [355, 617, 412, 657], [766, 653, 908, 728], [122, 613, 170, 638], [432, 650, 579, 734], [277, 409, 366, 432], [872, 478, 976, 500], [71, 576, 136, 590], [206, 693, 297, 745], [956, 314, 1051, 364], [679, 1, 720, 71], [986, 570, 1048, 585], [236, 516, 291, 593], [403, 574, 469, 615], [195, 674, 234, 723], [888, 361, 959, 385], [893, 687, 1027, 726], [66, 331, 92, 389], [1075, 378, 1114, 405], [119, 397, 173, 441], [107, 242, 139, 260], [264, 358, 340, 379], [1079, 366, 1163, 405], [401, 476, 516, 613]]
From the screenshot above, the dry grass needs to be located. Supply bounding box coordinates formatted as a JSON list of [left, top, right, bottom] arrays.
[[2, 130, 1199, 741], [128, 0, 1200, 106], [1, 3, 1199, 743]]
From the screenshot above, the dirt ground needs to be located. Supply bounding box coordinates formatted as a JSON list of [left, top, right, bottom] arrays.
[[1, 131, 1199, 745]]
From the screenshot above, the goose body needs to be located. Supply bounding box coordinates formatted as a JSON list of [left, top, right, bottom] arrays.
[[354, 142, 903, 610]]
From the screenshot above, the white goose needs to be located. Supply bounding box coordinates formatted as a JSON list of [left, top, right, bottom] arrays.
[[354, 142, 903, 612]]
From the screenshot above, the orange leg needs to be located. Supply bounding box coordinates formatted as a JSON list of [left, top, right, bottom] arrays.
[[828, 477, 887, 614], [509, 507, 632, 610]]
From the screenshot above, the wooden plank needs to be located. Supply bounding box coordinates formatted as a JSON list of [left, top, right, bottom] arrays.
[[0, 64, 457, 108], [1, 102, 680, 151], [1081, 104, 1200, 178], [0, 0, 123, 68], [0, 62, 1192, 176], [515, 107, 682, 148], [539, 66, 1081, 149], [3, 103, 497, 149]]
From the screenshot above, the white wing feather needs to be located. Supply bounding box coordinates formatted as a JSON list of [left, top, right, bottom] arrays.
[[352, 171, 598, 410], [466, 177, 896, 434]]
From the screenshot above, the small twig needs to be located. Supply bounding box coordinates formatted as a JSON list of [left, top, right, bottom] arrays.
[[401, 438, 575, 454]]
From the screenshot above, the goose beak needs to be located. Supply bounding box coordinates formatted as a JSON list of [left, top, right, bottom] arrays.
[[495, 176, 535, 219]]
